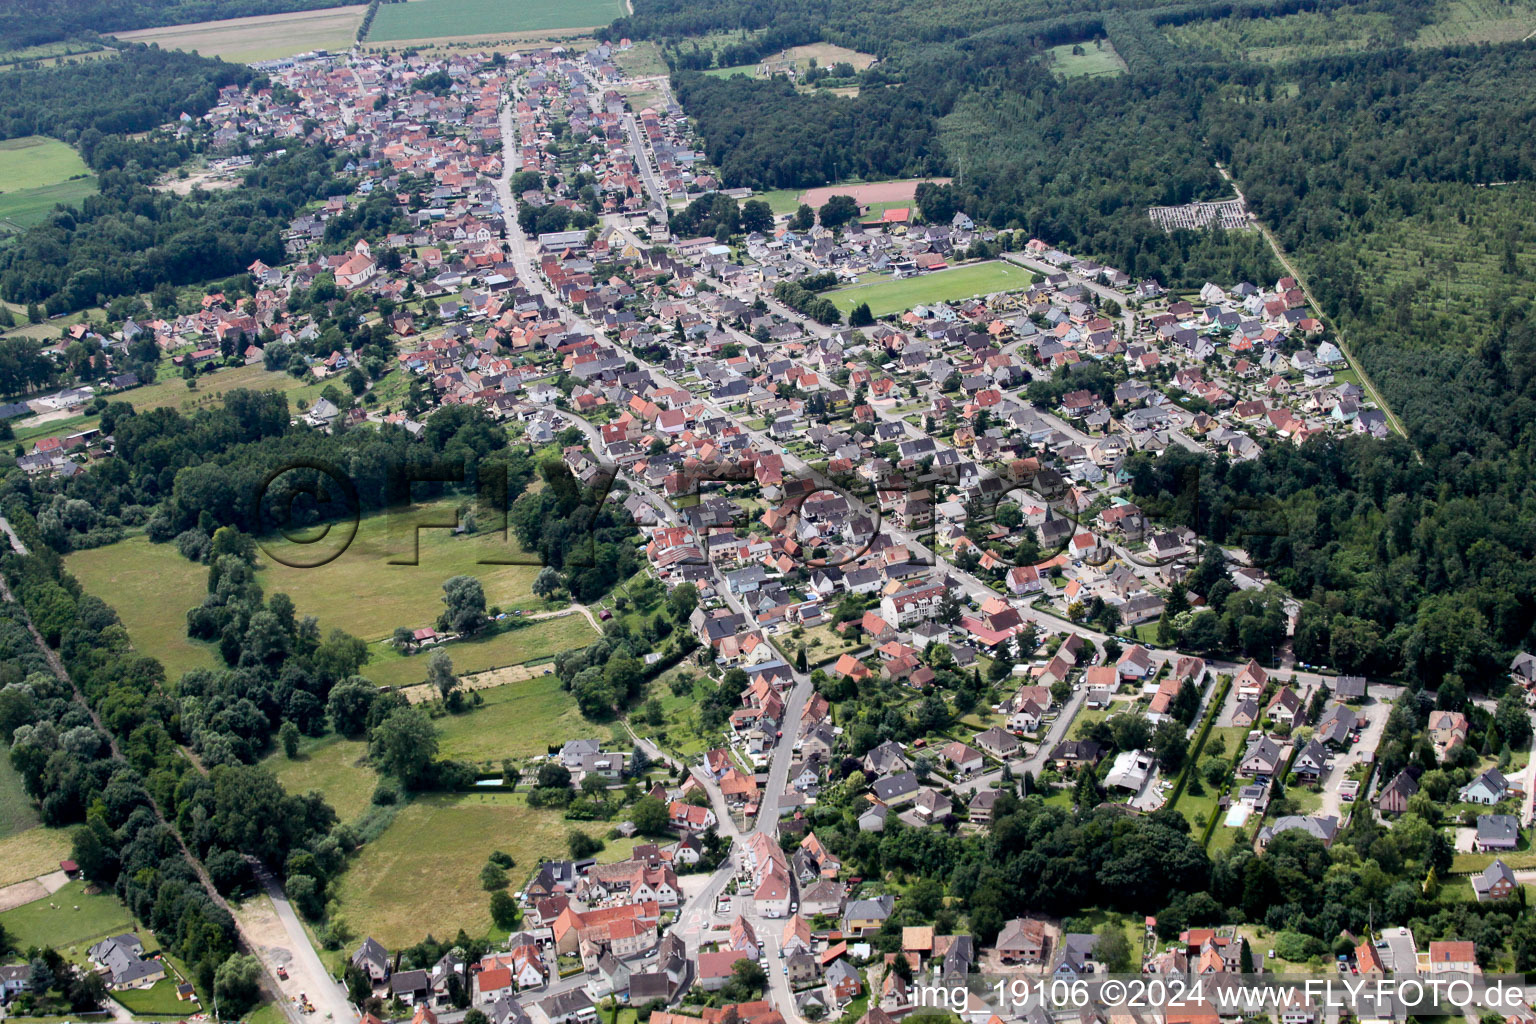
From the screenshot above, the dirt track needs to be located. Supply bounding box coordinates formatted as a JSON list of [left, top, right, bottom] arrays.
[[798, 177, 953, 208]]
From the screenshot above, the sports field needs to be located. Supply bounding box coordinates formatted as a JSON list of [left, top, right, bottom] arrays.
[[329, 792, 633, 946], [116, 6, 368, 63], [366, 0, 625, 42], [826, 261, 1026, 317], [0, 137, 96, 234]]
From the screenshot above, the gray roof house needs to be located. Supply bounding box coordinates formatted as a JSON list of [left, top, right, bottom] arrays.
[[1460, 768, 1510, 806], [1476, 814, 1521, 851], [1258, 815, 1339, 849]]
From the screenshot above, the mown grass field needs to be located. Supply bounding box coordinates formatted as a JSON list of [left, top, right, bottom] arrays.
[[363, 613, 598, 688], [116, 6, 368, 63], [826, 261, 1026, 316], [329, 791, 632, 946], [1044, 41, 1128, 77], [123, 362, 316, 415], [65, 535, 223, 680], [0, 137, 96, 234], [266, 735, 376, 823], [0, 880, 136, 953], [255, 500, 562, 641], [0, 136, 90, 191], [0, 177, 99, 234], [0, 742, 40, 840], [366, 0, 625, 42], [434, 673, 606, 765], [66, 506, 600, 688]]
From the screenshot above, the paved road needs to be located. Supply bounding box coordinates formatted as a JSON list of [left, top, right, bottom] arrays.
[[623, 112, 666, 209], [252, 861, 356, 1024], [0, 515, 27, 555]]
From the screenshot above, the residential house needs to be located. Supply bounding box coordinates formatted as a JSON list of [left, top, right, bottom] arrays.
[[1376, 770, 1419, 816], [1471, 859, 1519, 902], [1475, 815, 1519, 852], [844, 895, 896, 936], [995, 918, 1047, 964], [353, 937, 390, 983], [1461, 768, 1510, 806]]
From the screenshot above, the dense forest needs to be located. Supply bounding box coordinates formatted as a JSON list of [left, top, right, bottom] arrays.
[[0, 143, 352, 313], [0, 0, 356, 49], [0, 45, 253, 139]]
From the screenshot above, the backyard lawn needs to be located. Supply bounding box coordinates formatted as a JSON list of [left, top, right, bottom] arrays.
[[113, 978, 191, 1017]]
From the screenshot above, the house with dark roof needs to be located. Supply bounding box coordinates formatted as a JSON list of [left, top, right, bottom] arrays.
[[1476, 814, 1520, 851], [1376, 770, 1419, 816], [1472, 859, 1518, 902], [353, 937, 390, 982]]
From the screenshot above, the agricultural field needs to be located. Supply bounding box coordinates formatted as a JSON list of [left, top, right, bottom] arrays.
[[1299, 182, 1536, 352], [1412, 0, 1536, 45], [266, 735, 376, 823], [328, 791, 632, 946], [0, 137, 96, 235], [366, 0, 626, 43], [115, 6, 368, 63], [825, 261, 1026, 317], [0, 880, 137, 954], [0, 40, 110, 70], [433, 673, 607, 766], [1044, 41, 1127, 78]]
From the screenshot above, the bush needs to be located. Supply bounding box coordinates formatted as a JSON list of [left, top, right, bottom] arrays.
[[567, 830, 604, 858], [371, 778, 402, 806], [1273, 930, 1327, 962]]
